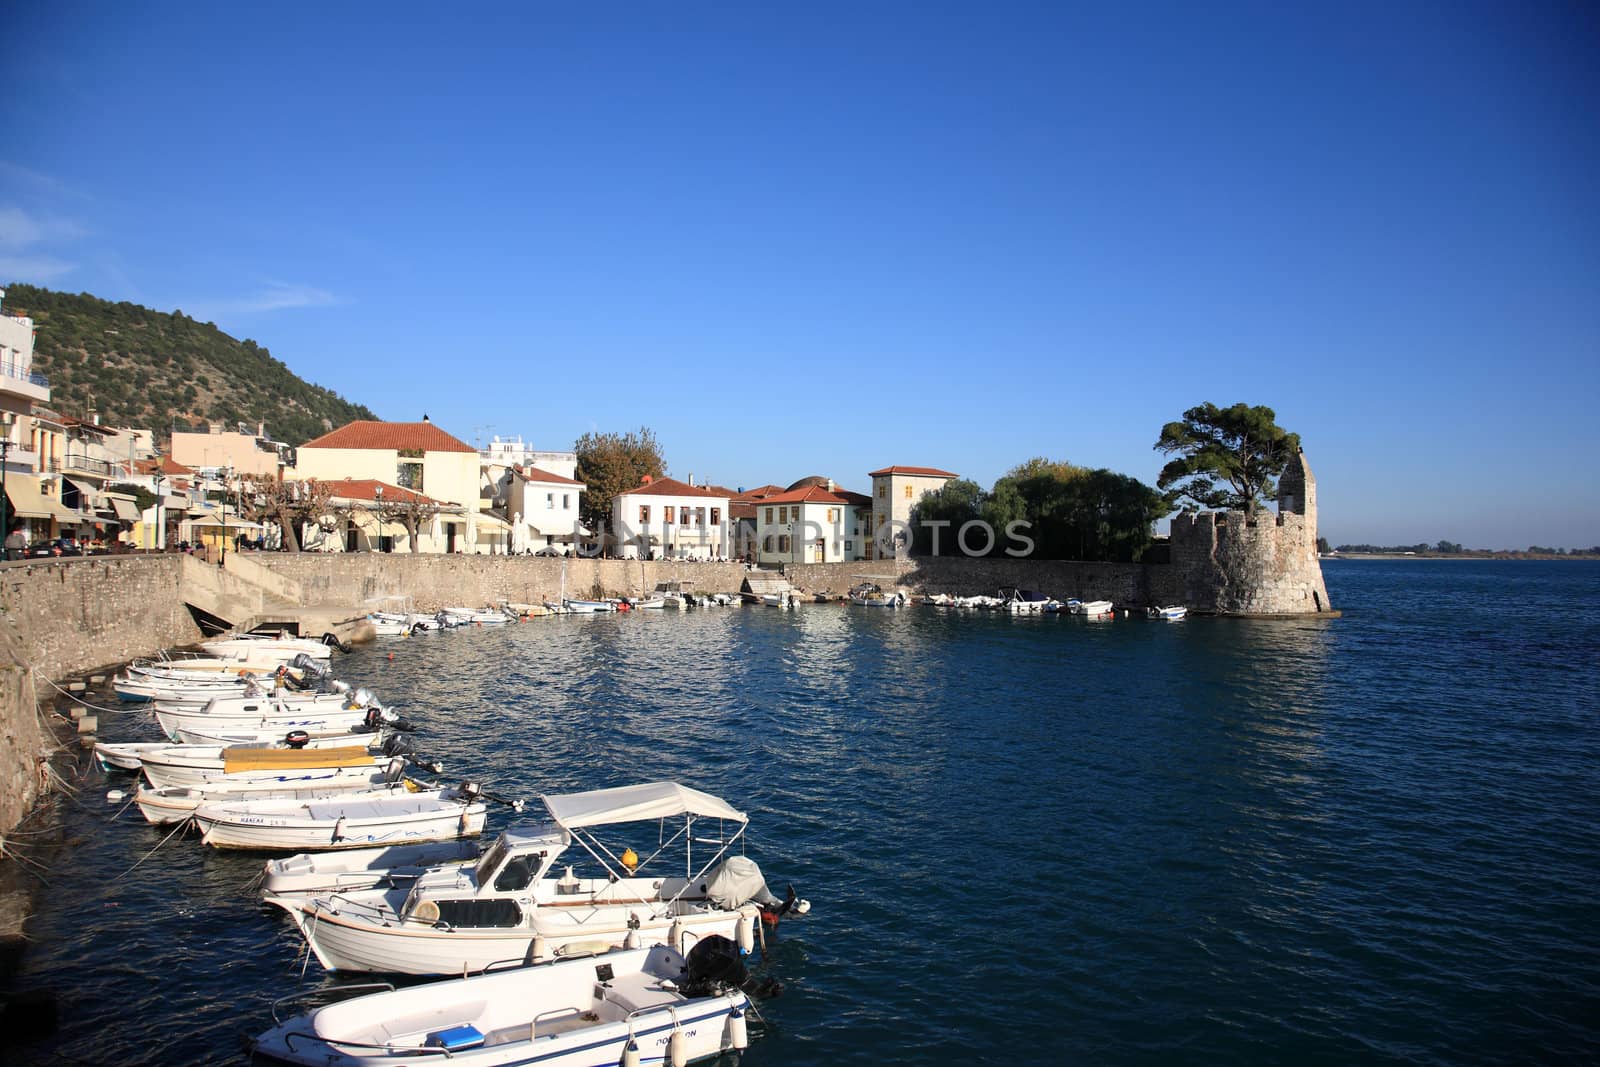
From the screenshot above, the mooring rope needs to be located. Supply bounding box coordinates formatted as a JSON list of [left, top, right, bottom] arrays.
[[113, 815, 195, 881], [29, 667, 140, 715]]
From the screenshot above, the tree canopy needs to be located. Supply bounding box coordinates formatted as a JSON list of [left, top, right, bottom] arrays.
[[574, 427, 666, 530], [1154, 402, 1300, 517], [910, 457, 1167, 562]]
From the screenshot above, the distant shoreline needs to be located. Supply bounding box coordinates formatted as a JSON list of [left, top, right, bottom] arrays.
[[1323, 553, 1600, 562]]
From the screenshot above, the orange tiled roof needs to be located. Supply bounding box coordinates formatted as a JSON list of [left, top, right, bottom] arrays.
[[301, 420, 476, 454], [135, 457, 195, 476], [868, 465, 959, 478], [753, 485, 868, 506], [321, 478, 443, 506], [518, 465, 585, 487], [620, 477, 729, 499]]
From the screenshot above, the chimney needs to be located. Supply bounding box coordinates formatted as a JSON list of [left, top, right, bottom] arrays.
[[827, 478, 834, 492], [257, 421, 266, 438], [688, 473, 695, 487], [422, 413, 431, 423], [641, 475, 653, 486]]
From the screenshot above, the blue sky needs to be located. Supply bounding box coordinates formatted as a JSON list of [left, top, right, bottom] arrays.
[[2, 2, 1596, 548]]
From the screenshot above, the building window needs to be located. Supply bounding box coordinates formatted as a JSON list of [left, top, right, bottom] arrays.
[[877, 483, 886, 498], [710, 507, 720, 526], [826, 508, 837, 523], [563, 494, 570, 508], [664, 506, 675, 524], [694, 507, 705, 527], [546, 493, 554, 508], [397, 461, 424, 492], [639, 505, 650, 523], [680, 508, 691, 526], [765, 507, 774, 523], [778, 535, 790, 553], [764, 535, 774, 552], [845, 540, 853, 552], [904, 484, 913, 499]]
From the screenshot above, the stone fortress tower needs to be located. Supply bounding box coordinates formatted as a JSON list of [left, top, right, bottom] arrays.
[[1168, 449, 1333, 615]]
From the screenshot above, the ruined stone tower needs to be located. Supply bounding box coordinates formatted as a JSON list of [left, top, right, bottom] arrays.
[[1167, 448, 1333, 614]]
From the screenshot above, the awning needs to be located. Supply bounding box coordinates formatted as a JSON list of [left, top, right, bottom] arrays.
[[474, 512, 512, 531], [109, 497, 140, 522], [184, 512, 264, 531], [63, 477, 105, 510], [351, 511, 407, 537], [4, 478, 80, 522], [541, 782, 747, 829]]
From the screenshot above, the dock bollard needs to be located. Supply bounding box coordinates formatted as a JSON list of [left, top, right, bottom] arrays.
[[77, 715, 97, 735]]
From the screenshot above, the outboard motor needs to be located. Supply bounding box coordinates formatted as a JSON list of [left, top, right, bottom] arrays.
[[683, 935, 782, 1000], [289, 653, 330, 679], [380, 734, 414, 758], [283, 730, 311, 749], [705, 856, 783, 911], [321, 631, 352, 653]]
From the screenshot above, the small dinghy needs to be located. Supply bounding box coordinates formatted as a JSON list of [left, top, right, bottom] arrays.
[[1068, 599, 1115, 617], [251, 942, 758, 1067], [135, 774, 410, 825], [1148, 605, 1187, 620], [194, 781, 489, 851]]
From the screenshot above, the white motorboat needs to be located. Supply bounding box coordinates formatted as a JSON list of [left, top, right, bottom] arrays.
[[1000, 588, 1059, 613], [201, 633, 337, 661], [134, 774, 412, 826], [251, 943, 754, 1067], [173, 719, 389, 746], [262, 839, 485, 898], [563, 599, 613, 613], [140, 743, 421, 790], [1148, 605, 1187, 620], [95, 729, 385, 774], [630, 596, 666, 610], [759, 592, 796, 609], [847, 581, 905, 607], [275, 781, 807, 976], [153, 690, 401, 743], [1068, 599, 1115, 617], [194, 782, 488, 851]]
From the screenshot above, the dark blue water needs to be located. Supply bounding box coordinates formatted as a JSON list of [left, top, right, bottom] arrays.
[[8, 560, 1600, 1065]]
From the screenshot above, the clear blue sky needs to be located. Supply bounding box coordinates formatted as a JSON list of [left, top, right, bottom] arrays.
[[2, 2, 1596, 548]]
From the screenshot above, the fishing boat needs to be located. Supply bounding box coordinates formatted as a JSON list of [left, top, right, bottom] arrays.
[[273, 781, 808, 975], [153, 690, 402, 743], [847, 581, 905, 607], [193, 782, 489, 851], [563, 599, 613, 613], [133, 772, 414, 826], [630, 596, 666, 610], [251, 943, 755, 1067], [140, 739, 423, 790], [1148, 605, 1187, 620], [1069, 599, 1115, 617], [262, 839, 486, 898], [200, 633, 339, 661], [94, 729, 385, 774], [1000, 588, 1059, 614]]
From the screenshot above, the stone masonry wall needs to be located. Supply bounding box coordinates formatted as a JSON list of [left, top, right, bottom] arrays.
[[783, 557, 1186, 606], [253, 555, 752, 609], [1169, 511, 1332, 615]]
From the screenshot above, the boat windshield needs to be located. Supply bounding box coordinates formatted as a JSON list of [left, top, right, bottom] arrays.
[[474, 837, 510, 884]]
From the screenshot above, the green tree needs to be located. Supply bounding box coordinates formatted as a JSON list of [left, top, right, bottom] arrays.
[[1316, 536, 1332, 554], [574, 427, 666, 531], [910, 478, 986, 555], [1155, 402, 1301, 518]]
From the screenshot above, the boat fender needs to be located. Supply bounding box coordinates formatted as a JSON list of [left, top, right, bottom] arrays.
[[531, 932, 547, 962], [620, 847, 638, 872], [333, 816, 347, 842], [728, 1006, 749, 1050], [668, 1020, 687, 1067], [669, 918, 687, 954], [736, 912, 755, 956], [621, 1039, 641, 1067]]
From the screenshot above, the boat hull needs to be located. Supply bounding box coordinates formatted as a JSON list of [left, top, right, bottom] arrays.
[[197, 798, 486, 851]]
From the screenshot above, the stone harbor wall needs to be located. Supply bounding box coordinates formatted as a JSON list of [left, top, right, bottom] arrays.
[[252, 555, 752, 609], [0, 556, 205, 683], [783, 557, 1185, 606], [0, 620, 47, 845]]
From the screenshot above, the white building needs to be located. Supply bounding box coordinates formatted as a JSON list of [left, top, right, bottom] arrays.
[[481, 435, 578, 482], [753, 479, 872, 566], [868, 465, 959, 559], [506, 465, 587, 554], [610, 477, 731, 560]]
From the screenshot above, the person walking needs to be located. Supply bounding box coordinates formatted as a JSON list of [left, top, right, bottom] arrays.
[[4, 527, 25, 561]]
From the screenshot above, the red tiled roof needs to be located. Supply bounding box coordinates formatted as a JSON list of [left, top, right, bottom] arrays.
[[868, 465, 959, 478], [320, 478, 443, 506], [619, 477, 729, 499], [729, 502, 758, 521], [301, 420, 477, 454], [739, 484, 786, 499], [517, 465, 585, 487], [135, 457, 195, 476], [755, 485, 868, 506]]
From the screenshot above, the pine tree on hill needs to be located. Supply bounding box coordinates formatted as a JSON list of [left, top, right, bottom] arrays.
[[3, 282, 376, 446]]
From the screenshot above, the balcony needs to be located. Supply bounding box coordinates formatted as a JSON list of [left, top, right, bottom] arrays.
[[46, 453, 121, 480], [0, 361, 49, 403]]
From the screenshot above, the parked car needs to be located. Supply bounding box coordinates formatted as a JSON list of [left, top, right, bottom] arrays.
[[533, 547, 564, 557], [25, 538, 83, 558]]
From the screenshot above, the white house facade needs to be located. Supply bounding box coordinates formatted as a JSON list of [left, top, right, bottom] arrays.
[[868, 464, 958, 559], [610, 477, 731, 560], [754, 482, 872, 566]]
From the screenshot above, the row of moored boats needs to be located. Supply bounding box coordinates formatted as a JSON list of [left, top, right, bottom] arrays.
[[96, 629, 808, 1066]]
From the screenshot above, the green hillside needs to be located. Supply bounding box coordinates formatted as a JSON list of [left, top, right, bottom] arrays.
[[3, 283, 376, 446]]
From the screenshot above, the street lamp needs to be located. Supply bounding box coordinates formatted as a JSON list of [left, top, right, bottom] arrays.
[[0, 412, 14, 558], [151, 468, 166, 551], [373, 485, 383, 552], [220, 466, 232, 565]]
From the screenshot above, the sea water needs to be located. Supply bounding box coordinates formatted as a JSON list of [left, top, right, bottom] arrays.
[[7, 559, 1599, 1064]]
